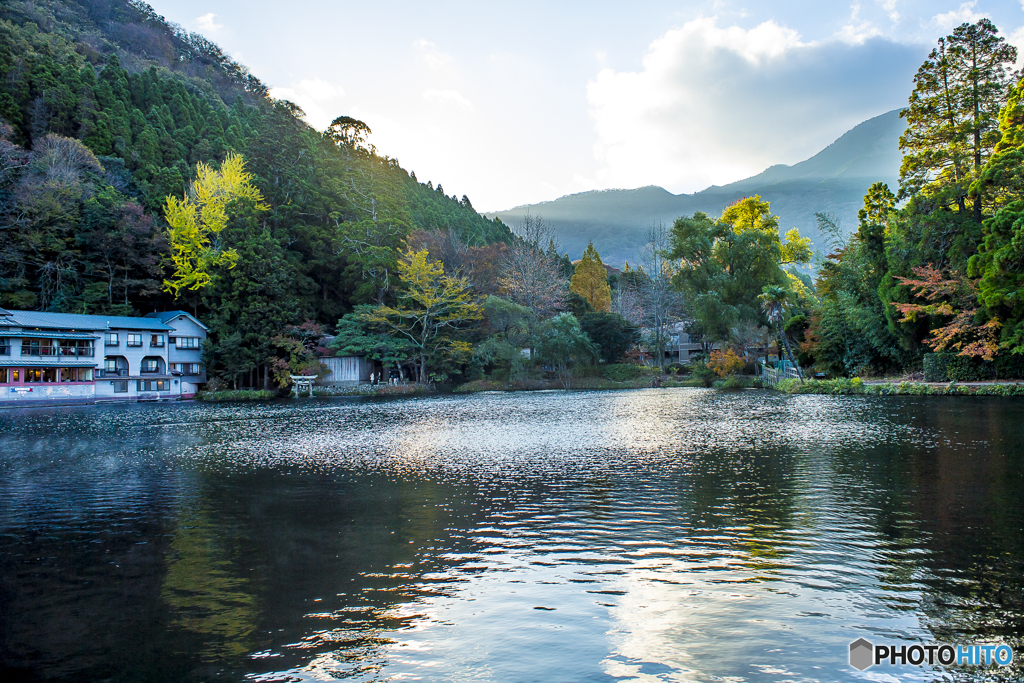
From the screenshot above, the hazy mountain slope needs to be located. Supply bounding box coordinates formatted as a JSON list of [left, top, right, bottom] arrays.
[[490, 109, 905, 266]]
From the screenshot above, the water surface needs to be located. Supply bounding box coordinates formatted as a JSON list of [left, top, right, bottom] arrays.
[[1, 389, 1022, 681]]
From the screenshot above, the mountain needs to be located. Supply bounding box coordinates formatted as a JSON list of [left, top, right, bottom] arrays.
[[489, 109, 906, 266]]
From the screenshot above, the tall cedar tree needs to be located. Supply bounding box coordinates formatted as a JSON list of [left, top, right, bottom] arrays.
[[899, 19, 1016, 219]]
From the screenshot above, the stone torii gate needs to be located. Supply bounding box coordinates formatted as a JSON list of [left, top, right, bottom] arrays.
[[290, 375, 318, 397]]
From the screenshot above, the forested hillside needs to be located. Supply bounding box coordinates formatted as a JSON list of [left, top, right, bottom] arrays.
[[0, 0, 511, 328]]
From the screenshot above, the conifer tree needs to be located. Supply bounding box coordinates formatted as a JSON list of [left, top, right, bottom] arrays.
[[570, 242, 611, 313], [899, 19, 1016, 219]]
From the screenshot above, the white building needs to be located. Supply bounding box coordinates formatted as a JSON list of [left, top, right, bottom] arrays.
[[0, 308, 207, 406]]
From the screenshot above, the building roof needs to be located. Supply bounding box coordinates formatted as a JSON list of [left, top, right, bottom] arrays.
[[144, 310, 209, 331], [0, 358, 97, 367], [0, 310, 173, 332], [15, 331, 100, 340]]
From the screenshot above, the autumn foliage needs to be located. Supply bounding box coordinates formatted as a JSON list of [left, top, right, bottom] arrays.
[[891, 265, 1001, 360], [708, 349, 745, 378]]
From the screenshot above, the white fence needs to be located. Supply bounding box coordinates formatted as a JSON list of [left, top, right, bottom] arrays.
[[757, 361, 802, 387]]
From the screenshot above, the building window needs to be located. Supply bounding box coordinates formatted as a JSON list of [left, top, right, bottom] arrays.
[[171, 363, 202, 375], [23, 368, 57, 382], [105, 333, 119, 346], [104, 358, 118, 372], [10, 369, 19, 383], [60, 368, 93, 382], [0, 368, 7, 383], [175, 337, 201, 350], [150, 334, 164, 347], [113, 380, 128, 393], [137, 379, 168, 392], [0, 338, 9, 356], [141, 358, 160, 373], [126, 334, 143, 347], [21, 340, 55, 357], [59, 340, 94, 357]]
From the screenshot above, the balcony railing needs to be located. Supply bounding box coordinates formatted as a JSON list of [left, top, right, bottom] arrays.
[[96, 369, 129, 378], [140, 367, 163, 374], [20, 346, 95, 357]]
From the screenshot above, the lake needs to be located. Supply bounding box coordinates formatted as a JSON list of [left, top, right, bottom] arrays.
[[1, 389, 1022, 681]]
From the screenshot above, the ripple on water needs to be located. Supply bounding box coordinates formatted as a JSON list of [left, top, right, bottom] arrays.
[[0, 389, 1022, 682]]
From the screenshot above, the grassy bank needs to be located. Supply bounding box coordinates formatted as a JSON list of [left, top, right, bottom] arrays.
[[453, 374, 764, 392], [312, 384, 429, 397], [195, 389, 276, 402], [774, 377, 1024, 396]]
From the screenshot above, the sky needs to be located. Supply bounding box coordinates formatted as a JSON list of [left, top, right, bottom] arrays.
[[150, 1, 1024, 212]]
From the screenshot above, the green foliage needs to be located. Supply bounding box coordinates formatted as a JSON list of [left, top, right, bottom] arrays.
[[333, 305, 415, 368], [535, 312, 598, 388], [195, 389, 274, 402], [580, 312, 639, 363], [600, 363, 644, 382], [669, 197, 811, 342], [474, 296, 533, 387], [775, 377, 864, 394], [899, 19, 1016, 220], [922, 351, 1024, 381]]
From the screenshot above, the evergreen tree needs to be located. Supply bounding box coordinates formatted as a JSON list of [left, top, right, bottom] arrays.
[[899, 19, 1016, 219]]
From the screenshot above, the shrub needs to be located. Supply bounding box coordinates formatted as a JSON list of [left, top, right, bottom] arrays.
[[601, 363, 644, 382], [690, 360, 716, 387], [707, 349, 744, 378], [722, 376, 746, 390], [196, 389, 274, 402], [923, 352, 1024, 382]]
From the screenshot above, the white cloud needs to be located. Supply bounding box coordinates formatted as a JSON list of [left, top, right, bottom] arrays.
[[1008, 25, 1024, 70], [877, 0, 900, 23], [836, 4, 883, 44], [586, 15, 921, 194], [413, 38, 453, 70], [931, 2, 987, 31], [422, 89, 474, 111], [193, 13, 223, 34], [268, 78, 346, 130]]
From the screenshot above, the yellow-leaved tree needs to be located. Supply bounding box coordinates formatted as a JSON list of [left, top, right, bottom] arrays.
[[163, 153, 267, 297], [364, 250, 482, 384], [570, 241, 611, 312]]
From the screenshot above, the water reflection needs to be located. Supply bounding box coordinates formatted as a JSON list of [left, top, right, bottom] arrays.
[[0, 391, 1022, 681]]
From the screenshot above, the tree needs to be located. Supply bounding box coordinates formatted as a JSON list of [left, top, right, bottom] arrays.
[[634, 222, 685, 370], [580, 312, 639, 364], [899, 19, 1017, 219], [474, 296, 533, 387], [535, 313, 598, 388], [669, 197, 811, 343], [759, 285, 803, 382], [163, 153, 267, 297], [499, 214, 567, 339], [364, 250, 481, 384], [892, 265, 1000, 359], [570, 241, 611, 312], [708, 349, 744, 378], [333, 305, 416, 373]]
